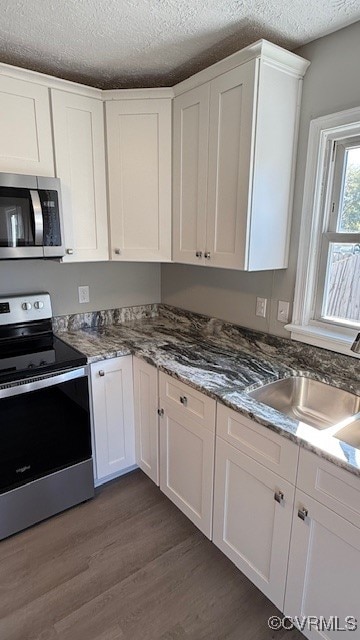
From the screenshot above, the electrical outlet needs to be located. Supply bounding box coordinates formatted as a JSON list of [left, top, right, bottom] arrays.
[[256, 297, 267, 318], [78, 285, 90, 304], [277, 300, 290, 323]]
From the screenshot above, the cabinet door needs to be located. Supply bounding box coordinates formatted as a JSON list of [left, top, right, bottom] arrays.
[[106, 98, 171, 262], [213, 437, 294, 610], [51, 90, 109, 261], [248, 60, 301, 270], [285, 489, 360, 640], [133, 357, 159, 485], [0, 75, 54, 175], [91, 356, 135, 481], [206, 60, 257, 269], [172, 85, 209, 265], [159, 404, 215, 538]]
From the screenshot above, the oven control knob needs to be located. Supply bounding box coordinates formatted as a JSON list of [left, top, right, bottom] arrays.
[[34, 301, 44, 309], [22, 302, 32, 311]]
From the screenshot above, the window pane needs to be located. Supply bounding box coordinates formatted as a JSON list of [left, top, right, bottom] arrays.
[[322, 243, 360, 325], [337, 146, 360, 232]]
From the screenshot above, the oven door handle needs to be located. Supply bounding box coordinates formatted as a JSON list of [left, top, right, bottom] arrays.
[[30, 189, 44, 246], [0, 367, 87, 399]]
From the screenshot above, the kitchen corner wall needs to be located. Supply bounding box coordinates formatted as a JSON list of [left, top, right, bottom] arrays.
[[0, 261, 161, 316], [161, 20, 360, 338]]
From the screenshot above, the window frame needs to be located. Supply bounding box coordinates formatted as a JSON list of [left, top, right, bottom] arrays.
[[286, 107, 360, 358], [314, 136, 360, 326]]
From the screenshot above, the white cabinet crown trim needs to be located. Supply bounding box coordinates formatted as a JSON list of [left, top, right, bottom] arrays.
[[0, 63, 173, 100], [0, 62, 103, 99], [0, 38, 309, 102], [173, 39, 310, 96]]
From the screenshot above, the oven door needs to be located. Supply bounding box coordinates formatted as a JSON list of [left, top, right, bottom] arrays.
[[0, 367, 92, 494], [0, 174, 44, 259]]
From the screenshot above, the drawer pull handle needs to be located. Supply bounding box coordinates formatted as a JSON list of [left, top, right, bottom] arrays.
[[180, 396, 188, 406], [298, 507, 308, 521], [274, 490, 284, 504], [157, 408, 164, 417], [195, 250, 203, 258], [114, 248, 121, 255], [99, 370, 105, 377], [66, 248, 74, 255], [204, 251, 211, 259]]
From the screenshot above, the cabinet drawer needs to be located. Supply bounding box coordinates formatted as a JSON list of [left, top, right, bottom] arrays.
[[217, 403, 299, 484], [159, 372, 216, 431], [297, 449, 360, 528]]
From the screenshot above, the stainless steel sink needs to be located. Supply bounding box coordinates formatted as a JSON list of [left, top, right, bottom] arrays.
[[334, 418, 360, 448], [248, 376, 360, 430]]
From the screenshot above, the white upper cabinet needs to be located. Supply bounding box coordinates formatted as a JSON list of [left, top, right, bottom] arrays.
[[173, 84, 210, 265], [106, 97, 172, 262], [51, 90, 109, 262], [173, 43, 309, 271], [0, 75, 54, 176], [206, 62, 256, 270]]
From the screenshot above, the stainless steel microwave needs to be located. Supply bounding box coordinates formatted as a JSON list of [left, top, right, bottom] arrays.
[[0, 173, 65, 259]]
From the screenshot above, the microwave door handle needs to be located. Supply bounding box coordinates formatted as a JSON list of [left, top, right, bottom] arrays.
[[30, 190, 43, 245]]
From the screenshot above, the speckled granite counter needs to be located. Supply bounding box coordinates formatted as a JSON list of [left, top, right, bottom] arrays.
[[55, 304, 360, 476]]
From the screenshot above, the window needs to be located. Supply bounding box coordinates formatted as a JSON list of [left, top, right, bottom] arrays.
[[287, 107, 360, 357]]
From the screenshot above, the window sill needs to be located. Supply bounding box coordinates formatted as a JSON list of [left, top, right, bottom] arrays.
[[284, 322, 359, 358]]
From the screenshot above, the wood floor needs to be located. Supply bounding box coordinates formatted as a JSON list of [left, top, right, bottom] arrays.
[[0, 470, 301, 640]]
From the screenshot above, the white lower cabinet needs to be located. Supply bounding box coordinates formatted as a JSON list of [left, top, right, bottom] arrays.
[[284, 450, 360, 640], [285, 489, 360, 640], [133, 357, 159, 485], [159, 372, 216, 538], [213, 436, 295, 609], [90, 356, 135, 483], [90, 358, 360, 640]]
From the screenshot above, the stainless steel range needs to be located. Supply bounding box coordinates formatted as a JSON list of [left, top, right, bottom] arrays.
[[0, 293, 94, 540]]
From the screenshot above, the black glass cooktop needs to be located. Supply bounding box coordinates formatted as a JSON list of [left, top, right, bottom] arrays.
[[0, 333, 87, 385]]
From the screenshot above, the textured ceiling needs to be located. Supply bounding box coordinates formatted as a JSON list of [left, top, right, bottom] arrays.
[[0, 0, 359, 88]]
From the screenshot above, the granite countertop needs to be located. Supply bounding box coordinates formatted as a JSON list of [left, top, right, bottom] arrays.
[[55, 304, 360, 477]]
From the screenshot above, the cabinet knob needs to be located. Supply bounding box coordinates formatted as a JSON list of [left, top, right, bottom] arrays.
[[195, 251, 203, 258], [66, 248, 74, 255], [157, 408, 164, 417], [179, 395, 188, 406], [99, 370, 105, 377], [204, 251, 211, 259], [298, 507, 308, 521], [274, 490, 284, 504], [114, 248, 121, 255]]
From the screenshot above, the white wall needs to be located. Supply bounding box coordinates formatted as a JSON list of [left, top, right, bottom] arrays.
[[0, 261, 161, 316], [161, 20, 360, 337]]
